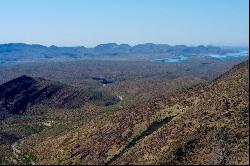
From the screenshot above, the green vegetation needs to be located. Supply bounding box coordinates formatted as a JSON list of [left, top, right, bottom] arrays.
[[20, 153, 36, 165], [152, 104, 184, 123], [16, 124, 46, 135]]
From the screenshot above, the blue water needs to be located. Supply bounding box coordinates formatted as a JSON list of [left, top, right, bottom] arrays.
[[208, 50, 249, 60], [153, 50, 249, 63], [154, 55, 188, 63]]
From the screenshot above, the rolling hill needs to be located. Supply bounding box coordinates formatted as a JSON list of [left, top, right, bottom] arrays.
[[0, 61, 249, 165], [0, 75, 120, 118], [11, 61, 248, 165]]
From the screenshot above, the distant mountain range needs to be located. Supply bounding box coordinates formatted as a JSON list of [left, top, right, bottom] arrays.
[[0, 43, 241, 64]]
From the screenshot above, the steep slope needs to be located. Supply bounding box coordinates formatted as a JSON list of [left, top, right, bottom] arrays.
[[0, 75, 119, 117], [16, 61, 248, 165], [112, 60, 249, 165]]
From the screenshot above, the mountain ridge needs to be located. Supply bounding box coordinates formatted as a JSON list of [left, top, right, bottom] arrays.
[[14, 60, 248, 165], [1, 43, 247, 65], [0, 75, 120, 117], [111, 60, 249, 165], [0, 42, 236, 56]]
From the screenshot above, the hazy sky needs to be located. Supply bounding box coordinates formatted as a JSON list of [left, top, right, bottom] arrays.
[[0, 0, 249, 47]]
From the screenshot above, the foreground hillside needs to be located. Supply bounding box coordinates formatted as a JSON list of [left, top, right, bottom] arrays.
[[0, 76, 121, 164], [112, 60, 249, 165], [10, 60, 248, 165]]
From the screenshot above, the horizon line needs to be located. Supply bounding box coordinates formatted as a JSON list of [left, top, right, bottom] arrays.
[[0, 42, 249, 48]]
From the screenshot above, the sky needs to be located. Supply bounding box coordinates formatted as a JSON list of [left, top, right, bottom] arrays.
[[0, 0, 249, 47]]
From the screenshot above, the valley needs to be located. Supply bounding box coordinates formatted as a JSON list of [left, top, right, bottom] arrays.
[[0, 0, 248, 165], [0, 55, 248, 164]]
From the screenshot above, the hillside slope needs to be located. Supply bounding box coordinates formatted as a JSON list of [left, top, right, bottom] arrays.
[[0, 75, 119, 117], [15, 61, 249, 165], [112, 60, 249, 165]]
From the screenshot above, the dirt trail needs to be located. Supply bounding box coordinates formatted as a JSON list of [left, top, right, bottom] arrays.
[[11, 139, 36, 165]]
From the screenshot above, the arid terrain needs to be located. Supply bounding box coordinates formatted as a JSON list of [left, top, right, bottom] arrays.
[[0, 54, 248, 165], [0, 0, 249, 164]]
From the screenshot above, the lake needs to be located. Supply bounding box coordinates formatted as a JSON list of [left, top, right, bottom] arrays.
[[153, 50, 249, 63], [208, 50, 249, 60], [154, 55, 188, 63]]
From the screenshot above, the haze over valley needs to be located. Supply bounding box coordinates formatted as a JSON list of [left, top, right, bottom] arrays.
[[0, 43, 248, 64], [0, 0, 249, 165]]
